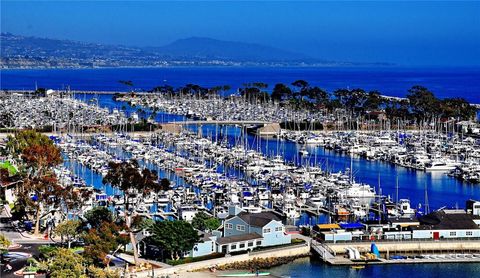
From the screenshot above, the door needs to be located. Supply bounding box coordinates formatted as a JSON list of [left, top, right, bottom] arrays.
[[433, 232, 440, 240]]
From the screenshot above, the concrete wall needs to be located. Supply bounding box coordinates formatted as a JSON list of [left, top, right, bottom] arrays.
[[135, 244, 310, 277]]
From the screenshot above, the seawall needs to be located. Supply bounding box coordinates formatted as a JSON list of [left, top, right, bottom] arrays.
[[135, 243, 310, 277]]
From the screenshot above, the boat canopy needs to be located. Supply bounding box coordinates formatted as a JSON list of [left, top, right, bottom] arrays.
[[339, 223, 364, 229]]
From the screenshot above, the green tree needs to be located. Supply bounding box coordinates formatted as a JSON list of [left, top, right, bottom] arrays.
[[158, 178, 171, 192], [19, 175, 64, 236], [5, 129, 54, 160], [38, 245, 58, 260], [82, 221, 129, 266], [407, 85, 440, 121], [363, 90, 383, 112], [204, 218, 221, 231], [55, 219, 81, 248], [271, 83, 292, 102], [132, 217, 155, 231], [86, 265, 119, 278], [0, 233, 11, 252], [307, 86, 330, 107], [148, 220, 199, 260], [440, 98, 477, 120], [334, 88, 367, 114], [291, 80, 309, 99], [84, 207, 113, 229], [191, 211, 220, 231], [385, 99, 411, 121], [240, 83, 270, 103], [48, 248, 86, 278]]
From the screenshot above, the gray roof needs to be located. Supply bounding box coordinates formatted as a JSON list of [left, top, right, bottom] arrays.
[[216, 233, 263, 245], [234, 212, 280, 228], [415, 210, 479, 230]]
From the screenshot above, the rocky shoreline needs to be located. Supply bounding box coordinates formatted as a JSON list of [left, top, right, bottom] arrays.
[[200, 254, 310, 271]]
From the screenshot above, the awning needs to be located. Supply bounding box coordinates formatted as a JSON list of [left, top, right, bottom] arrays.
[[317, 224, 340, 230], [398, 223, 418, 227], [339, 223, 364, 229]]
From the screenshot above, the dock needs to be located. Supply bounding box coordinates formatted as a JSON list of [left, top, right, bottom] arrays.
[[298, 204, 332, 216], [311, 239, 480, 265]]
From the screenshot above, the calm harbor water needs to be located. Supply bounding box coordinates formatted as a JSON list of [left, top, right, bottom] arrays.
[[268, 256, 480, 278]]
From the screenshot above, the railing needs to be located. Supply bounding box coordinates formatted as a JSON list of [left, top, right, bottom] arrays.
[[321, 242, 336, 255], [311, 240, 336, 259], [320, 237, 480, 244], [250, 241, 308, 255]]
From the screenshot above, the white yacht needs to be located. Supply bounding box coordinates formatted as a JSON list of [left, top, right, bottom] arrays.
[[398, 199, 416, 216], [424, 160, 458, 171]]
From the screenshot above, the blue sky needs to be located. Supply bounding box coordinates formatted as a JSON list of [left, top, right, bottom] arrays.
[[1, 1, 479, 66]]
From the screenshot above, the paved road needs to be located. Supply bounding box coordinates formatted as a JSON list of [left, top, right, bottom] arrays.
[[0, 218, 52, 277], [1, 244, 45, 278]]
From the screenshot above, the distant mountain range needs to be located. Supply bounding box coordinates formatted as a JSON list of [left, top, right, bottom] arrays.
[[145, 37, 313, 62], [0, 33, 391, 68]]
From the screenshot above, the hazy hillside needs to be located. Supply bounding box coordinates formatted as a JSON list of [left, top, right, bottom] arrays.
[[145, 37, 314, 62], [1, 33, 367, 68]]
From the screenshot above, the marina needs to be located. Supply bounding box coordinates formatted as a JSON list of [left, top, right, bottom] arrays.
[[1, 91, 479, 222], [1, 86, 479, 278]]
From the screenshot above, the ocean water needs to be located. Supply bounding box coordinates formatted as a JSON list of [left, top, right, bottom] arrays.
[[1, 67, 480, 103]]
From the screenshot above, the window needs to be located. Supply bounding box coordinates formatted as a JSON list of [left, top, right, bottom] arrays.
[[449, 231, 457, 237], [226, 223, 233, 229], [237, 224, 246, 231], [263, 228, 271, 234], [239, 243, 245, 248], [230, 244, 237, 250], [466, 231, 473, 236], [248, 242, 254, 247], [257, 241, 262, 246], [275, 226, 283, 232]]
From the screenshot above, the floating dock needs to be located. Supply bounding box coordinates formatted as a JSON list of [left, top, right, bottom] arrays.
[[311, 239, 480, 265]]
